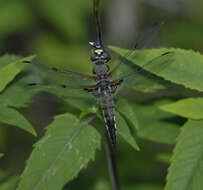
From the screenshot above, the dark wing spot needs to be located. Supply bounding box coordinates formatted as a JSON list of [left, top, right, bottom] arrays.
[[28, 83, 38, 86], [52, 67, 58, 72], [60, 84, 67, 88], [23, 60, 32, 63]]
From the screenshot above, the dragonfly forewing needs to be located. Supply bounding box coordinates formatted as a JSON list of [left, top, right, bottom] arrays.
[[111, 51, 174, 93], [25, 61, 97, 89], [109, 21, 166, 78]]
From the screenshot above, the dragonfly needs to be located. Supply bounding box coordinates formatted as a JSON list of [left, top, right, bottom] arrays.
[[24, 0, 173, 150]]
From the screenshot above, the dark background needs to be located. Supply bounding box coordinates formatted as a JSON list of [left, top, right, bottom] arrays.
[[0, 0, 202, 189]]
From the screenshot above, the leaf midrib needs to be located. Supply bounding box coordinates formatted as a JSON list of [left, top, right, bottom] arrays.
[[32, 120, 84, 190]]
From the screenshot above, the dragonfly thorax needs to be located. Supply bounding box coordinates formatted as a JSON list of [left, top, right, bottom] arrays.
[[98, 80, 111, 91], [93, 64, 110, 80]]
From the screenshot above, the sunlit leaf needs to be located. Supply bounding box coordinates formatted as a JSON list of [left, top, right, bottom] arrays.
[[17, 113, 100, 190], [0, 55, 45, 108], [0, 105, 36, 136], [0, 56, 48, 108], [160, 97, 203, 120], [0, 54, 21, 69], [165, 120, 203, 190], [110, 46, 203, 92], [0, 55, 35, 93]]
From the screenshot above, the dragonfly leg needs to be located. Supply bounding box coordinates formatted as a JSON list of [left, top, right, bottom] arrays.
[[84, 87, 100, 98], [111, 79, 123, 94]]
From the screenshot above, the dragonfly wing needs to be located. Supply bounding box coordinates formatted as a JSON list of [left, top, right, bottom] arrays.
[[109, 22, 165, 77], [133, 22, 164, 50], [24, 61, 97, 88], [112, 51, 174, 94]]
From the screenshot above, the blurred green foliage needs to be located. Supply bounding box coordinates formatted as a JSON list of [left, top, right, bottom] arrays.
[[0, 0, 203, 189]]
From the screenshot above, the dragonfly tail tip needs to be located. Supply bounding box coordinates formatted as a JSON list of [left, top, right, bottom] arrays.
[[106, 119, 117, 151]]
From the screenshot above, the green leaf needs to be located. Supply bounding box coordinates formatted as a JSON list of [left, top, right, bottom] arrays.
[[0, 55, 36, 93], [160, 98, 203, 120], [40, 86, 98, 112], [110, 46, 203, 92], [0, 175, 19, 190], [0, 55, 42, 108], [111, 56, 166, 93], [0, 54, 21, 69], [129, 77, 165, 93], [165, 120, 203, 190], [0, 105, 36, 136], [17, 113, 100, 190], [132, 101, 180, 144], [116, 111, 139, 150], [0, 83, 39, 108], [156, 152, 172, 164], [0, 153, 4, 158], [116, 99, 139, 130], [18, 60, 97, 111]]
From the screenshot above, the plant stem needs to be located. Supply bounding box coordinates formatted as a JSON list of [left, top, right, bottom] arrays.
[[105, 133, 120, 190]]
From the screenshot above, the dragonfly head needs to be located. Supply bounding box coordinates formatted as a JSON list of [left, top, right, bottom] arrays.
[[89, 41, 111, 64]]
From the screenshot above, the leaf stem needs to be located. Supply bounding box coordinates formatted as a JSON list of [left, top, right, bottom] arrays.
[[105, 132, 120, 190]]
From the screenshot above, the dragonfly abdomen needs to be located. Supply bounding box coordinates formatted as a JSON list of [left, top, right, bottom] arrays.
[[100, 89, 117, 149]]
